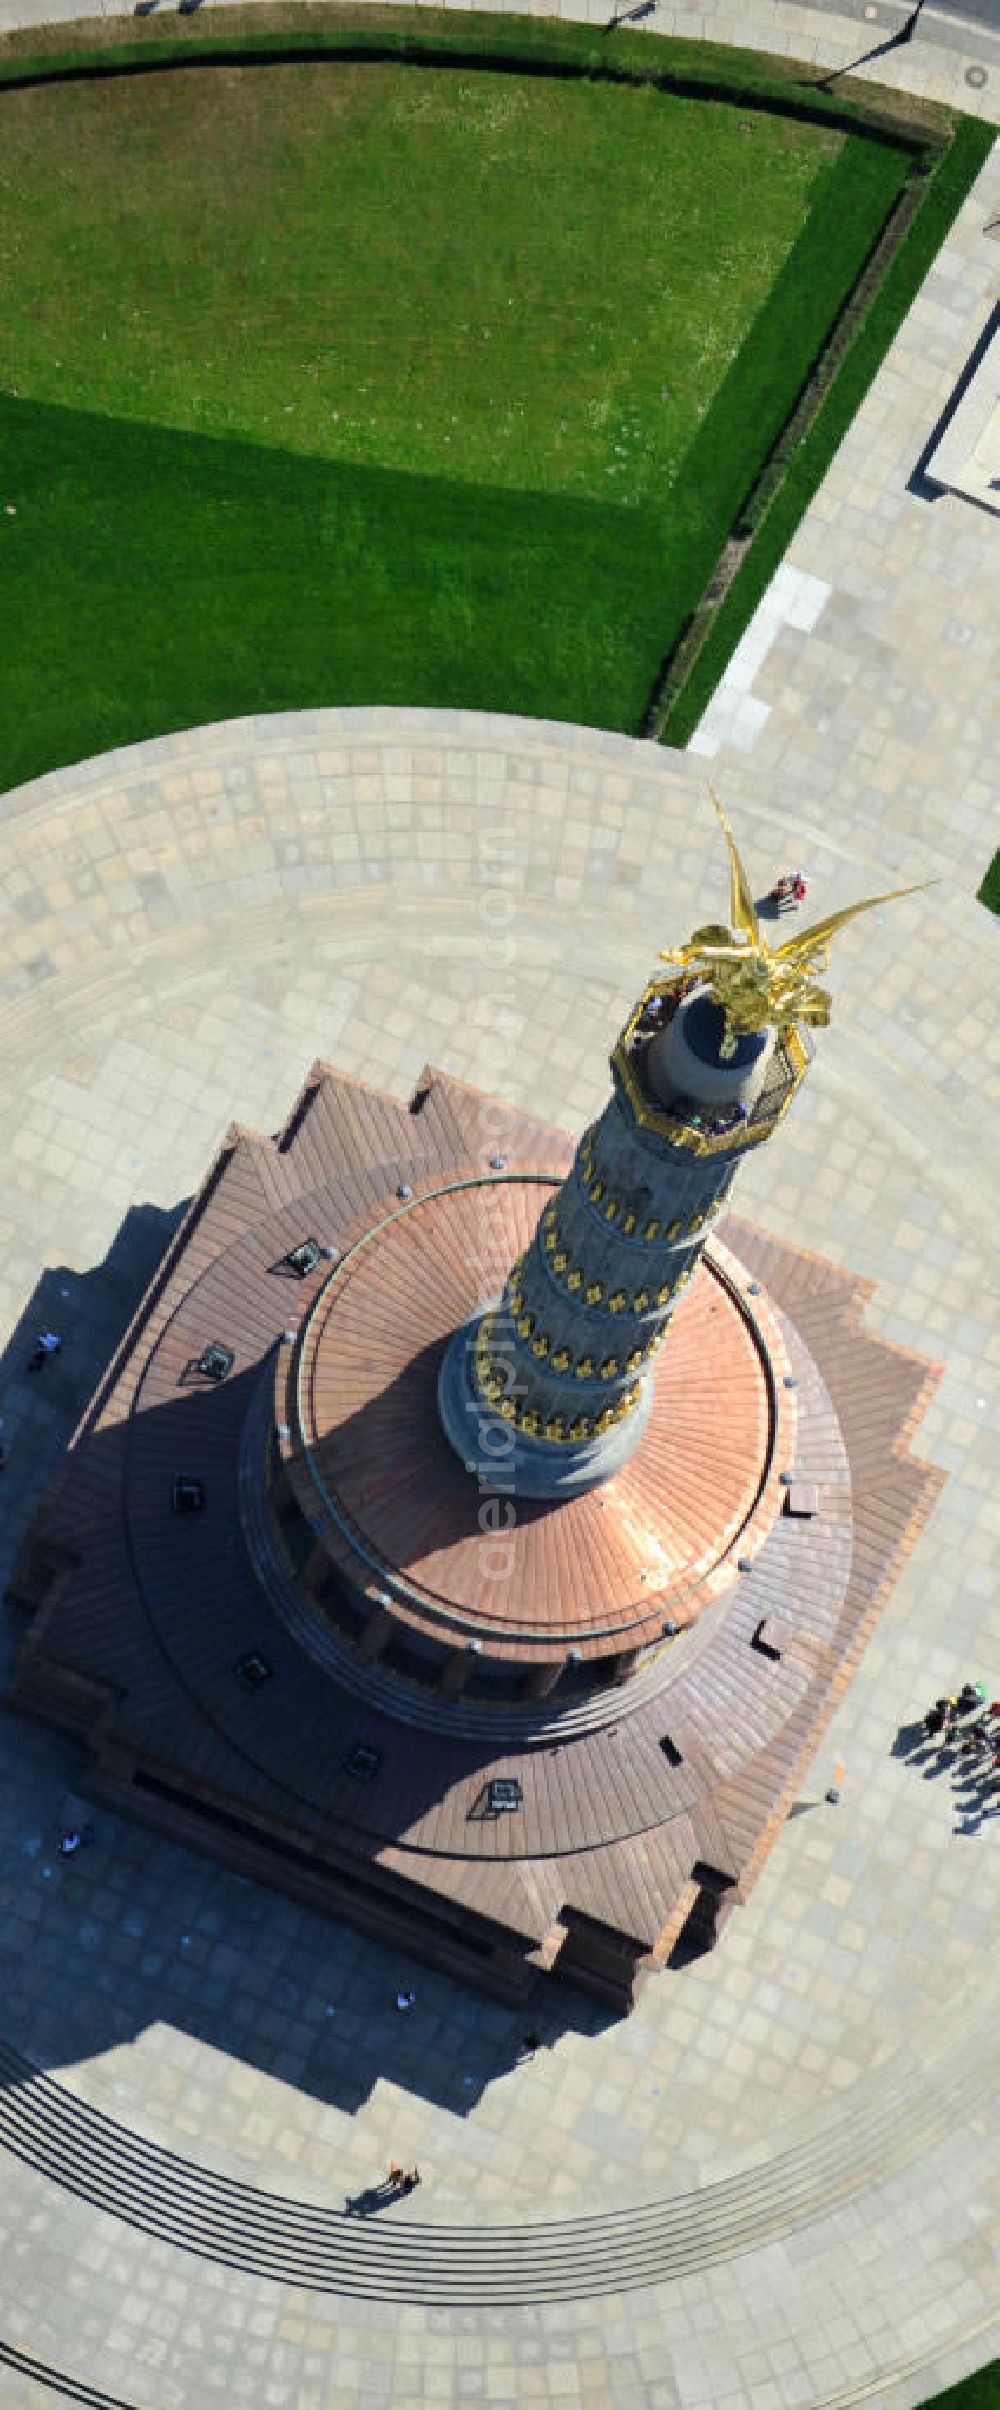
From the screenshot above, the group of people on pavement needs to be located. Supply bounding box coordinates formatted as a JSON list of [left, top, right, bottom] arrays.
[[922, 1682, 1000, 1766], [768, 870, 808, 907]]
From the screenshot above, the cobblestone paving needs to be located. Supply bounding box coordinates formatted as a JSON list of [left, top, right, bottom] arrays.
[[0, 703, 996, 2407], [0, 5, 996, 2408]]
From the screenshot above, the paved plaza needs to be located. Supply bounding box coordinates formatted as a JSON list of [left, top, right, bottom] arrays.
[[0, 5, 997, 2408]]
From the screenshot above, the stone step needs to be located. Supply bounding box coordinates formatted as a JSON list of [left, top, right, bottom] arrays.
[[0, 2002, 990, 2304]]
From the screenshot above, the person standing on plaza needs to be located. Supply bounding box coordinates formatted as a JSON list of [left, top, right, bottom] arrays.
[[28, 1331, 62, 1372]]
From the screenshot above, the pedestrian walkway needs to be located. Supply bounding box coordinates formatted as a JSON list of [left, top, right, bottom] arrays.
[[0, 6, 996, 2410], [0, 0, 997, 121]]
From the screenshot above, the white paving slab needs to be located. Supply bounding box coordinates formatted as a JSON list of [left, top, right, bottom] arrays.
[[689, 565, 832, 756]]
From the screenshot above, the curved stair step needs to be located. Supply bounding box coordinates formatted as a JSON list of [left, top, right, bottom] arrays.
[[0, 2005, 993, 2304]]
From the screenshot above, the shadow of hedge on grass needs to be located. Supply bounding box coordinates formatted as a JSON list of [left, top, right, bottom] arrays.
[[0, 121, 906, 797], [2, 13, 986, 790], [0, 391, 674, 784]]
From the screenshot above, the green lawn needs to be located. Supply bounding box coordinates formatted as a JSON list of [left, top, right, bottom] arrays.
[[925, 2367, 1000, 2409], [0, 36, 909, 788], [979, 851, 1000, 913]]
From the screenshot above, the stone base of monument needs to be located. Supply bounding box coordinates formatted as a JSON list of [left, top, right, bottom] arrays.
[[5, 1061, 943, 2013]]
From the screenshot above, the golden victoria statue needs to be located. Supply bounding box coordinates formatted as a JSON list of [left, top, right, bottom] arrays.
[[659, 792, 921, 1060]]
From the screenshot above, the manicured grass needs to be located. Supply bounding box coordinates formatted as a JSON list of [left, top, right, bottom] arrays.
[[0, 63, 846, 489], [661, 106, 996, 745], [924, 2366, 1000, 2408], [0, 37, 908, 791]]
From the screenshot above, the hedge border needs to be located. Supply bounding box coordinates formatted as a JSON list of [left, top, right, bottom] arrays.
[[0, 11, 957, 151], [0, 7, 992, 758], [659, 106, 995, 746]]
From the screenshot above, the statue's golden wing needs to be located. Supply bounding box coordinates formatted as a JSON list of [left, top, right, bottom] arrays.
[[773, 883, 927, 967], [709, 788, 760, 950]]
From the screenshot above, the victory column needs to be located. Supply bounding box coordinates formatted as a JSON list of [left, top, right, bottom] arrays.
[[440, 797, 914, 1496]]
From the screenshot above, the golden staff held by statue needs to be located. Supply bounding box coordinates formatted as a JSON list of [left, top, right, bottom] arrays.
[[660, 792, 925, 1060]]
